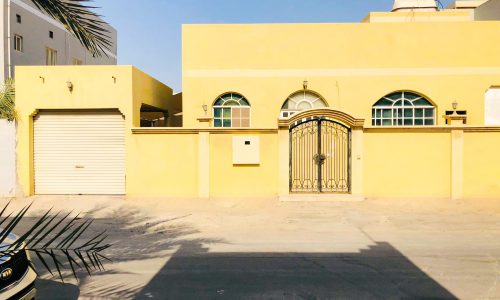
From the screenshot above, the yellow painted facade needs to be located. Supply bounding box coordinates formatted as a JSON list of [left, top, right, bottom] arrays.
[[14, 9, 500, 200], [363, 130, 451, 198], [463, 132, 500, 198], [127, 133, 198, 197], [15, 66, 174, 196], [209, 133, 279, 198], [182, 20, 500, 128]]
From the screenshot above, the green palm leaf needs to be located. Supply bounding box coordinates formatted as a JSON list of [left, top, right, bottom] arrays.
[[0, 202, 112, 281], [0, 79, 16, 121]]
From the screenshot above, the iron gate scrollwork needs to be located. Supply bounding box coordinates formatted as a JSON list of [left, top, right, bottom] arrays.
[[289, 118, 351, 193]]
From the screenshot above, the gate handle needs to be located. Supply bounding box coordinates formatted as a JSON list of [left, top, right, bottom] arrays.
[[75, 165, 85, 169], [313, 154, 326, 165]]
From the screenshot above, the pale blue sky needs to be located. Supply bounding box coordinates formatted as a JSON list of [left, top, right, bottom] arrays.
[[94, 0, 454, 92]]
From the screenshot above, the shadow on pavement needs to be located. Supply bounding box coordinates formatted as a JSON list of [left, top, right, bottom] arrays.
[[20, 205, 457, 299], [27, 206, 225, 299], [35, 279, 79, 300], [133, 241, 457, 300]]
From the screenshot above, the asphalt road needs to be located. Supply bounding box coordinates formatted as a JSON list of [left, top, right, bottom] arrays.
[[5, 196, 500, 299]]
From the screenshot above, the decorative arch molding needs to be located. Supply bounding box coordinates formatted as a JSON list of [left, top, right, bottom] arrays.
[[278, 108, 365, 129]]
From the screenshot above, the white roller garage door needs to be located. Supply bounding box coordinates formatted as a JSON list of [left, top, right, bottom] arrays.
[[34, 111, 125, 195]]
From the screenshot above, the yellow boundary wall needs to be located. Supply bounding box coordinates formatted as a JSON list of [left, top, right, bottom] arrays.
[[130, 125, 500, 199]]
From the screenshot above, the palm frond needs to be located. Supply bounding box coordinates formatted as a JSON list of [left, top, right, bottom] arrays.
[[0, 79, 16, 122], [30, 0, 112, 57], [0, 202, 112, 281]]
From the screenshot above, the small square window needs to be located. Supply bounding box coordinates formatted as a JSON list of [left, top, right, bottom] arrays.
[[16, 14, 21, 23], [49, 31, 54, 39]]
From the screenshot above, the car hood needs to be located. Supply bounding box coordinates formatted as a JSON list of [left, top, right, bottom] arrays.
[[0, 231, 21, 264]]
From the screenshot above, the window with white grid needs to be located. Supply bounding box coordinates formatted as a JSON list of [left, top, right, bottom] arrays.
[[213, 93, 250, 128], [372, 92, 435, 126], [280, 91, 327, 118]]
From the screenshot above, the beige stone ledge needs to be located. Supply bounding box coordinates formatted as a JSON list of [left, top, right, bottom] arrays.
[[131, 128, 278, 134], [280, 194, 365, 202], [364, 126, 500, 132]]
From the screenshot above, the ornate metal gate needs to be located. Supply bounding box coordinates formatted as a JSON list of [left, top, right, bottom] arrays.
[[290, 118, 351, 193]]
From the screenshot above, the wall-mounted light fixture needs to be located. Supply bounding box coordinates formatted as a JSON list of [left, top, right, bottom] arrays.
[[202, 104, 208, 116], [452, 100, 458, 111], [66, 81, 73, 92], [303, 80, 308, 90]]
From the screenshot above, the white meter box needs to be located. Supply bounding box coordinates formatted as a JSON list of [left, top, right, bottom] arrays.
[[232, 136, 260, 165]]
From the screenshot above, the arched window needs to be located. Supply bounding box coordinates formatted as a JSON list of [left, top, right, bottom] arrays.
[[213, 92, 250, 128], [372, 92, 435, 126], [280, 91, 328, 118]]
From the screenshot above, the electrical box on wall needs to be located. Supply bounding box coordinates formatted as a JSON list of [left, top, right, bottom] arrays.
[[232, 136, 260, 165]]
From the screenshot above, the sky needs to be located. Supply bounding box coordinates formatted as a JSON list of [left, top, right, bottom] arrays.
[[94, 0, 455, 92]]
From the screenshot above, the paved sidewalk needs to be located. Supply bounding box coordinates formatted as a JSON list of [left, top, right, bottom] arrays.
[[3, 196, 500, 299]]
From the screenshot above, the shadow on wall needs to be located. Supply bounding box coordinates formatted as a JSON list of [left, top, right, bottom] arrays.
[[134, 241, 457, 300]]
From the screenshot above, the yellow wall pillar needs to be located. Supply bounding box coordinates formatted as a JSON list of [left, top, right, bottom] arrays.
[[197, 117, 212, 199], [444, 112, 467, 200], [198, 132, 210, 199], [278, 127, 289, 198], [451, 129, 464, 200], [351, 128, 364, 198]]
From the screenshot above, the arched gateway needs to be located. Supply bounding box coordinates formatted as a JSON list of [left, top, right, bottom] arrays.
[[280, 109, 364, 194], [290, 118, 350, 193]]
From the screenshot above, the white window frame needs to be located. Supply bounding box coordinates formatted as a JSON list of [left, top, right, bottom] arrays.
[[280, 111, 298, 118], [485, 88, 500, 125], [14, 34, 23, 52], [372, 92, 436, 126], [46, 47, 57, 65], [213, 93, 251, 128], [280, 91, 327, 118]]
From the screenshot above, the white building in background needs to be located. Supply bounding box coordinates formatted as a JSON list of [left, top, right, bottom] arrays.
[[0, 0, 117, 197], [0, 0, 117, 82]]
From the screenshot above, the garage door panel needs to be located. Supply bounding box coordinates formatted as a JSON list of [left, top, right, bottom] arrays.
[[34, 111, 125, 195]]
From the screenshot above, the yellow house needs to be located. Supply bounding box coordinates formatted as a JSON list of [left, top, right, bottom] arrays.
[[15, 0, 500, 200]]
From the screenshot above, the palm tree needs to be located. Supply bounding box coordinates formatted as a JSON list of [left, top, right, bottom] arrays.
[[0, 79, 15, 121], [30, 0, 112, 57]]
